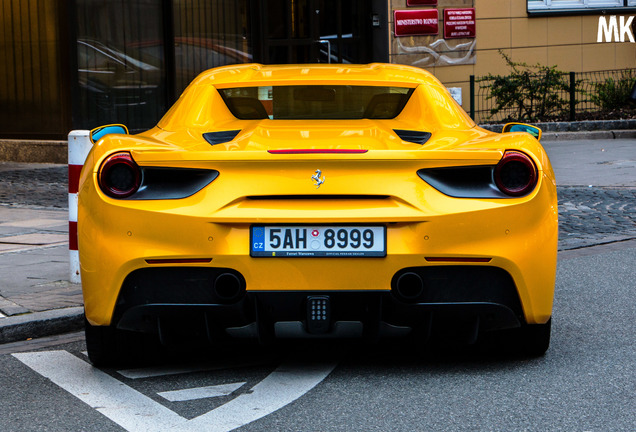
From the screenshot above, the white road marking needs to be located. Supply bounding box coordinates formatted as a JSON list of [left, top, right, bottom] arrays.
[[118, 360, 266, 379], [13, 350, 186, 431], [13, 350, 336, 432], [178, 362, 337, 432], [158, 382, 246, 402]]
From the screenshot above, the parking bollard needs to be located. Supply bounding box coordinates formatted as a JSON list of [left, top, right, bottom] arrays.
[[68, 130, 92, 284]]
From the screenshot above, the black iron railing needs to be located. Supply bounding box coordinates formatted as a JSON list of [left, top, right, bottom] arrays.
[[470, 68, 636, 123]]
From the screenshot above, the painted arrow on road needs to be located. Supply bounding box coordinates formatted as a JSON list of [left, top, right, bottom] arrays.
[[14, 350, 336, 432]]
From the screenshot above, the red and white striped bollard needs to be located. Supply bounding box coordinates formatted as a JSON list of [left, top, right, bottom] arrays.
[[68, 130, 92, 284]]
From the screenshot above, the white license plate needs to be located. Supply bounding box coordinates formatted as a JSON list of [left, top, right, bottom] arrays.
[[250, 226, 386, 257]]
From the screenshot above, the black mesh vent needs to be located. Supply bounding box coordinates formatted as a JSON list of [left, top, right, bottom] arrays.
[[203, 130, 241, 145], [391, 266, 523, 318], [116, 267, 245, 309], [394, 129, 432, 145]]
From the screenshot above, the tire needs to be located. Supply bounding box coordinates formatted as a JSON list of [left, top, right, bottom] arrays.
[[483, 318, 551, 357], [84, 317, 157, 367], [84, 318, 119, 367], [518, 318, 551, 357]]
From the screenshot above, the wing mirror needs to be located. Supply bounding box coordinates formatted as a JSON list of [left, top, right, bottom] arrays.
[[90, 124, 129, 143], [503, 123, 542, 141]]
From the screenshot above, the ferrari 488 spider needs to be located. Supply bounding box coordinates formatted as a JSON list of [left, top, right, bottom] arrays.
[[78, 64, 557, 365]]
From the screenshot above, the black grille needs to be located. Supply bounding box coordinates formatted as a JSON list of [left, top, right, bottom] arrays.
[[391, 266, 523, 316], [115, 267, 245, 311]]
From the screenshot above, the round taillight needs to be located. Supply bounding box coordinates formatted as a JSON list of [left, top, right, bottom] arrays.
[[98, 152, 141, 198], [494, 151, 538, 197]]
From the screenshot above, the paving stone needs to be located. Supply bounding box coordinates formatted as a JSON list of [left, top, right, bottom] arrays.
[[558, 186, 636, 250], [0, 165, 67, 209], [0, 296, 30, 316]]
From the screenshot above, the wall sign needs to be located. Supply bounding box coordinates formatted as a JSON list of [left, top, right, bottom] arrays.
[[394, 9, 439, 37], [444, 8, 476, 39], [406, 0, 437, 5]]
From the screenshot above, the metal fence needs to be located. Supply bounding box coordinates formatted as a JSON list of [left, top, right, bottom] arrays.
[[470, 68, 636, 124]]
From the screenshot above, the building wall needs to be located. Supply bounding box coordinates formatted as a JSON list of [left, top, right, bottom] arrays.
[[0, 0, 71, 139], [0, 0, 634, 141], [389, 0, 636, 115]]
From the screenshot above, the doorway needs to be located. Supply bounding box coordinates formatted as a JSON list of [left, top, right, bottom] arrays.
[[255, 0, 371, 64]]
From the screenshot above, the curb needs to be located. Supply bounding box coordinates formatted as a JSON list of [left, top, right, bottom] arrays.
[[0, 307, 84, 344], [541, 130, 636, 141], [479, 119, 636, 133], [0, 139, 67, 164]]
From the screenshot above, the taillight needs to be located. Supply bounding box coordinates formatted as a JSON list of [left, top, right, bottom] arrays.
[[98, 152, 141, 198], [494, 151, 537, 197]]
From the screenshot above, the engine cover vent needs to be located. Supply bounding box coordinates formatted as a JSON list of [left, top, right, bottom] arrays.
[[393, 129, 432, 145], [203, 130, 241, 145]]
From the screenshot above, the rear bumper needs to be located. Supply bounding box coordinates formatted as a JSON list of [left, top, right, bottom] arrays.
[[112, 265, 524, 343], [79, 162, 558, 328]]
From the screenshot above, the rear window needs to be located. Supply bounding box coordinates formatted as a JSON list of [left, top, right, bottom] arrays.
[[217, 85, 414, 120]]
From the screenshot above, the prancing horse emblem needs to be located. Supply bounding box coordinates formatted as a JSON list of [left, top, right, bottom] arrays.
[[311, 169, 325, 188]]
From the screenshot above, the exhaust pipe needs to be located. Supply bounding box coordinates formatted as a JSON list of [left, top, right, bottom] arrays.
[[213, 273, 244, 303], [395, 272, 425, 301]]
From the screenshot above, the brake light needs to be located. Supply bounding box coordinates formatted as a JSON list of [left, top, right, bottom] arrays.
[[98, 152, 141, 198], [494, 151, 538, 197], [268, 149, 368, 154]]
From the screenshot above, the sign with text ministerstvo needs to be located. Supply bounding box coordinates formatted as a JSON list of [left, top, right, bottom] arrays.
[[394, 9, 439, 37], [444, 8, 476, 39], [407, 0, 437, 5]]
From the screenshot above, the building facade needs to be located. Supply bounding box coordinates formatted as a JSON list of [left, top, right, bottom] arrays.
[[1, 0, 634, 139]]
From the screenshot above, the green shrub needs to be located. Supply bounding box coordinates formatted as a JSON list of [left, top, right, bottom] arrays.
[[478, 51, 572, 123], [590, 70, 636, 110]]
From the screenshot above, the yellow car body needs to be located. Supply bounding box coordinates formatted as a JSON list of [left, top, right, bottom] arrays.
[[78, 64, 557, 363]]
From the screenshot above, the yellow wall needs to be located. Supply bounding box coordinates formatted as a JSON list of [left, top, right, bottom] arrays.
[[389, 0, 636, 114]]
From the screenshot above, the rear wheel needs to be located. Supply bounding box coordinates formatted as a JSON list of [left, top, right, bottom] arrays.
[[484, 318, 551, 357], [84, 318, 119, 367], [518, 318, 551, 357], [84, 317, 158, 367]]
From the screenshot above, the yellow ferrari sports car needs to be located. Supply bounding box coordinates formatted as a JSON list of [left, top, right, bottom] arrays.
[[78, 63, 557, 365]]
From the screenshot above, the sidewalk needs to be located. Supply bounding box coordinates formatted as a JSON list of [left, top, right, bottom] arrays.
[[0, 206, 84, 342], [0, 161, 85, 342], [0, 134, 635, 344]]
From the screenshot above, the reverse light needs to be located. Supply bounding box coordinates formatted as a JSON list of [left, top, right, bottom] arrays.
[[98, 152, 141, 198], [494, 151, 538, 197]]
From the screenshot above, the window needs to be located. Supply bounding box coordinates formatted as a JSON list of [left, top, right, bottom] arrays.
[[218, 86, 414, 120], [528, 0, 636, 13]]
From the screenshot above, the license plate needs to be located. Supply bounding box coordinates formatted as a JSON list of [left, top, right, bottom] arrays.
[[250, 225, 386, 257]]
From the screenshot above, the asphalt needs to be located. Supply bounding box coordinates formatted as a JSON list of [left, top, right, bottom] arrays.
[[0, 132, 635, 344]]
